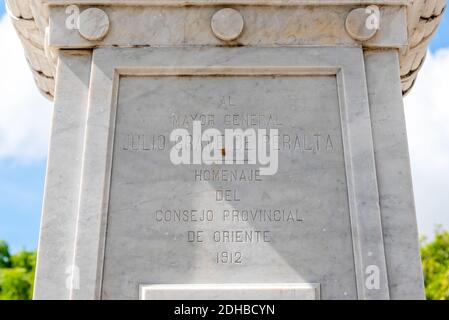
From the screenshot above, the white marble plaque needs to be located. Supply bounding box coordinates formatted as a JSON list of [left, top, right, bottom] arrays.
[[101, 75, 355, 299], [65, 47, 390, 300]]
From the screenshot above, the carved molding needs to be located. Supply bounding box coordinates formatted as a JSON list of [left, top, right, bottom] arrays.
[[5, 0, 447, 99]]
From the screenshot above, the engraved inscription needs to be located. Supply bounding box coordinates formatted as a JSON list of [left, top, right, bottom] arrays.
[[102, 75, 357, 300]]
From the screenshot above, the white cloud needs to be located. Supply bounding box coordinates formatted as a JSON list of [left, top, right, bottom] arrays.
[[404, 48, 449, 237], [0, 15, 52, 161]]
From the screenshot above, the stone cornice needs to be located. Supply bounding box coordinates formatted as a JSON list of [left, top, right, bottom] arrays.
[[42, 0, 411, 5], [5, 0, 447, 99]]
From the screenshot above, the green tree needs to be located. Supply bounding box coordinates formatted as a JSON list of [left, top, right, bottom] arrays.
[[421, 228, 449, 300], [0, 241, 11, 268], [0, 241, 36, 300]]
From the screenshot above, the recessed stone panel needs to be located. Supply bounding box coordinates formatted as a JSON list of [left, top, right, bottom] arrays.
[[101, 74, 357, 299]]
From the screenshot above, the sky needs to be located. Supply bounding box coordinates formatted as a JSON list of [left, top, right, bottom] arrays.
[[404, 9, 449, 240], [0, 4, 448, 252], [0, 3, 53, 252]]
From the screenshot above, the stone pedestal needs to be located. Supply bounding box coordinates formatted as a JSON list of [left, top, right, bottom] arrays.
[[32, 0, 426, 300]]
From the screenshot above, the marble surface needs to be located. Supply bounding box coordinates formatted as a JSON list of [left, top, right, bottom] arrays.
[[30, 1, 426, 301], [140, 283, 320, 300], [33, 45, 424, 301], [364, 50, 424, 299], [33, 51, 92, 299], [103, 74, 355, 299], [78, 7, 110, 41], [32, 46, 403, 300], [210, 8, 244, 41], [48, 5, 407, 48]]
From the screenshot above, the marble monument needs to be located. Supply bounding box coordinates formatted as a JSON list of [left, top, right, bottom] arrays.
[[6, 0, 446, 300]]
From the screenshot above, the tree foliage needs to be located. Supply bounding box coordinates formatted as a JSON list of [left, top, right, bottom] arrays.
[[0, 241, 11, 268], [0, 241, 36, 300], [421, 228, 449, 300]]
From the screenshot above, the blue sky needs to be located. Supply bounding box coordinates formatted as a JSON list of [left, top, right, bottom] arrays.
[[0, 6, 448, 252], [1, 3, 50, 252], [0, 159, 45, 252]]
